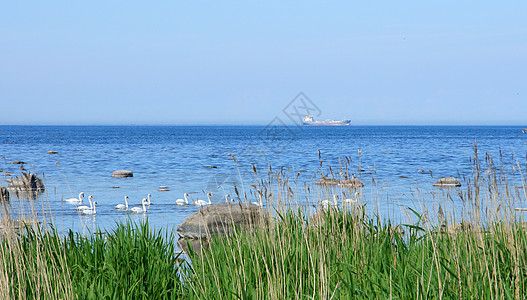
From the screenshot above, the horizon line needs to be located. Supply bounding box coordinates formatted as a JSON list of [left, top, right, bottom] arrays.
[[1, 123, 526, 127]]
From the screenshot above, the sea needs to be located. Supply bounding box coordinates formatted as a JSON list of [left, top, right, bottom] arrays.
[[1, 125, 526, 236]]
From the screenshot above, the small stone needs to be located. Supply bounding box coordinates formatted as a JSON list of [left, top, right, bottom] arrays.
[[111, 186, 120, 189], [47, 151, 58, 154], [10, 161, 25, 165], [205, 166, 218, 169], [158, 189, 170, 192], [112, 170, 133, 178], [433, 177, 461, 187]]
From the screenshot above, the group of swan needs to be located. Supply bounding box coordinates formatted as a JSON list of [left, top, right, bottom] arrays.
[[321, 192, 359, 209], [175, 192, 215, 206], [66, 190, 266, 214], [65, 192, 153, 215], [65, 192, 97, 215], [175, 193, 237, 206], [130, 198, 149, 213], [115, 194, 151, 213]]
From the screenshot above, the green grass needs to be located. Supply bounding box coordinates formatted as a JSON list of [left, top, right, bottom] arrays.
[[1, 221, 187, 299], [63, 221, 186, 299], [2, 211, 527, 299], [188, 209, 527, 299]]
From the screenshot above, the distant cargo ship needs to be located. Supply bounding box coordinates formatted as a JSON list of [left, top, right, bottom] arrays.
[[302, 114, 351, 126]]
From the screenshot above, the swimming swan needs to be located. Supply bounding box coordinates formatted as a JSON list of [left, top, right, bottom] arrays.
[[65, 192, 84, 204], [343, 192, 359, 204], [76, 195, 94, 211], [115, 196, 129, 210], [194, 192, 212, 206], [130, 198, 148, 213], [82, 201, 97, 215], [176, 193, 189, 205], [252, 193, 263, 207], [321, 195, 338, 209], [145, 194, 152, 205], [225, 194, 234, 202]]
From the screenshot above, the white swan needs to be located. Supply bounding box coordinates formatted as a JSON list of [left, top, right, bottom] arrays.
[[82, 201, 97, 215], [225, 194, 234, 202], [130, 198, 147, 213], [145, 194, 152, 205], [343, 192, 359, 204], [321, 195, 338, 209], [115, 196, 129, 210], [176, 193, 189, 205], [76, 195, 94, 211], [65, 192, 84, 204], [252, 193, 263, 207], [194, 192, 212, 207]]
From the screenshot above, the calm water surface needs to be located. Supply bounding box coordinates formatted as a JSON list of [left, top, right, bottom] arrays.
[[1, 125, 526, 234]]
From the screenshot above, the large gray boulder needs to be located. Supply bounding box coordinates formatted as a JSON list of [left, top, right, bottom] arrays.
[[177, 202, 269, 239], [7, 173, 45, 192], [433, 177, 461, 187], [177, 202, 269, 254]]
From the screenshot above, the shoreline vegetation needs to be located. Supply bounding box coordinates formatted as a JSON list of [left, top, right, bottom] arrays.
[[1, 145, 527, 298]]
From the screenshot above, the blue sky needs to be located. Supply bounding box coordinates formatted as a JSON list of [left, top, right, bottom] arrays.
[[1, 2, 526, 125]]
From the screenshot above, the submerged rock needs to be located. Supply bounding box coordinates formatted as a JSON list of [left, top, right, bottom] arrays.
[[315, 177, 340, 186], [433, 177, 462, 187], [316, 177, 364, 188], [47, 151, 58, 154], [10, 161, 25, 165], [338, 178, 364, 188], [112, 170, 133, 178]]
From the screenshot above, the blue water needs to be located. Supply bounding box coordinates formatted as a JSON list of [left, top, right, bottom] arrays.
[[1, 125, 526, 235]]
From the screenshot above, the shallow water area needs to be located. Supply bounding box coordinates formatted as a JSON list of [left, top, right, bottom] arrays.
[[1, 125, 526, 235]]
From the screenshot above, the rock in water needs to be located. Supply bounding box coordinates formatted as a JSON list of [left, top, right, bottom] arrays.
[[315, 178, 340, 186], [433, 177, 462, 187], [47, 151, 58, 154], [177, 202, 269, 240], [316, 177, 364, 188], [338, 178, 364, 188], [7, 173, 45, 191], [112, 170, 133, 178], [0, 186, 9, 202]]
